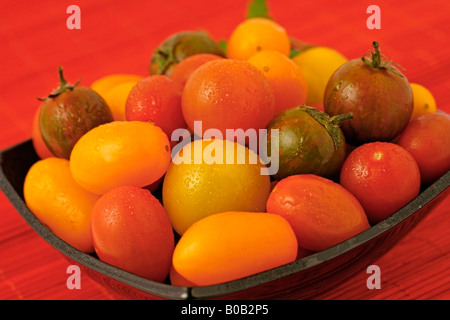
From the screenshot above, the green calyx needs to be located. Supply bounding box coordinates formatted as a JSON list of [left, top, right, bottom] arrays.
[[38, 66, 80, 101], [150, 31, 225, 76], [302, 106, 353, 151], [361, 41, 405, 76], [246, 0, 272, 19]]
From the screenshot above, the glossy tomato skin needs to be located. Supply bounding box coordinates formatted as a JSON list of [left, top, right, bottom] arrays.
[[172, 211, 297, 286], [267, 106, 348, 181], [266, 174, 369, 252], [40, 86, 113, 159], [125, 75, 186, 138], [32, 105, 54, 159], [91, 185, 174, 282], [181, 59, 275, 138], [397, 112, 450, 184], [70, 121, 171, 195], [340, 142, 421, 224], [324, 58, 413, 145]]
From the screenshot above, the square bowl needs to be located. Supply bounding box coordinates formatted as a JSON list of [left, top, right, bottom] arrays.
[[1, 139, 449, 300]]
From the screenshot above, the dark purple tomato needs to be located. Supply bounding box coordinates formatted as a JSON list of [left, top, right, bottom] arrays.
[[324, 41, 413, 145]]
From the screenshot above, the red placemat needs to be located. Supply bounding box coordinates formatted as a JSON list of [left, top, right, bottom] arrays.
[[0, 0, 449, 300]]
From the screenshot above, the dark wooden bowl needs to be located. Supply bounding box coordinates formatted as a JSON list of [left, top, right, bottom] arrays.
[[1, 139, 449, 299]]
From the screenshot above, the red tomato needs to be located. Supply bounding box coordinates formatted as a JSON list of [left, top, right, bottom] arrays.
[[170, 53, 224, 87], [31, 105, 54, 159], [91, 185, 175, 282], [397, 112, 450, 184], [266, 174, 369, 252], [125, 75, 186, 138], [340, 142, 421, 224]]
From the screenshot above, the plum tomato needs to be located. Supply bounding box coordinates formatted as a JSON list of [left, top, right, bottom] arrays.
[[172, 211, 297, 286], [397, 112, 450, 184], [70, 121, 171, 195], [24, 158, 100, 253], [91, 185, 175, 282], [340, 142, 421, 224], [266, 174, 370, 252]]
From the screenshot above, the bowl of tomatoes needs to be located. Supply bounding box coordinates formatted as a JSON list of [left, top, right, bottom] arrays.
[[2, 0, 450, 300], [1, 135, 449, 300]]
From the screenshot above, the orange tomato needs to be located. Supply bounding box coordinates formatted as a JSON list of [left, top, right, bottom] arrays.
[[340, 142, 421, 224], [90, 73, 144, 121], [91, 73, 144, 96], [91, 185, 174, 282], [70, 121, 171, 195], [23, 157, 100, 252], [248, 50, 308, 114], [409, 83, 437, 121], [170, 53, 224, 87], [31, 104, 54, 159], [172, 211, 297, 286], [169, 265, 196, 287], [102, 81, 140, 121], [226, 18, 291, 60], [266, 174, 370, 252], [125, 75, 186, 138], [181, 59, 275, 137]]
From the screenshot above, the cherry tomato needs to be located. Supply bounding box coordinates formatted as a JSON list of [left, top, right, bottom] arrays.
[[91, 185, 174, 282], [397, 112, 450, 184], [340, 142, 421, 224]]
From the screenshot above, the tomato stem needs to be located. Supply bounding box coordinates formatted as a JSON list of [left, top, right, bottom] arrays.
[[38, 66, 80, 101], [329, 112, 353, 125], [361, 41, 405, 76], [371, 41, 382, 69], [57, 66, 68, 88], [362, 41, 382, 69], [302, 106, 352, 151]]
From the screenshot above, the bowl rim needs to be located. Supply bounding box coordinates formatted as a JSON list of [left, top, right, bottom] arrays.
[[0, 139, 449, 300]]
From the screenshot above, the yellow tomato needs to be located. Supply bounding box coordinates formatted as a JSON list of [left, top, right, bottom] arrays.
[[409, 83, 437, 121], [91, 74, 143, 121], [23, 157, 100, 252], [172, 211, 298, 286], [292, 46, 347, 105], [70, 121, 171, 195], [102, 81, 140, 121], [90, 73, 143, 96], [248, 50, 308, 114], [226, 18, 291, 60], [162, 138, 271, 235]]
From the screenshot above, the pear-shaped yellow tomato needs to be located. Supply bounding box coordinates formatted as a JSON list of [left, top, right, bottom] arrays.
[[172, 211, 298, 286]]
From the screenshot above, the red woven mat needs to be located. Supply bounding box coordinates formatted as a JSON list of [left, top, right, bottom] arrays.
[[1, 0, 449, 300]]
